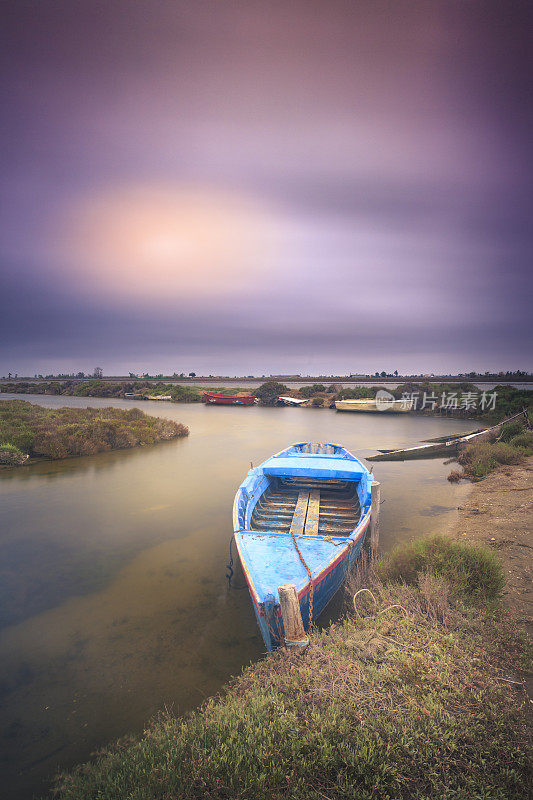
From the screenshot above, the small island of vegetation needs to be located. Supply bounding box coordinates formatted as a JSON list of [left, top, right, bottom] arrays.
[[0, 400, 189, 466]]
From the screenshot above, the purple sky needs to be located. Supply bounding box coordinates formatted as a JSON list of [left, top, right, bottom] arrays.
[[1, 1, 532, 376]]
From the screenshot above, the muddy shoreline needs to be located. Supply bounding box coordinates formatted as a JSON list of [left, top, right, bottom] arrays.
[[452, 457, 533, 636]]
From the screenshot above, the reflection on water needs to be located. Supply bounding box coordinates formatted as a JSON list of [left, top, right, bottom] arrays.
[[0, 395, 473, 799]]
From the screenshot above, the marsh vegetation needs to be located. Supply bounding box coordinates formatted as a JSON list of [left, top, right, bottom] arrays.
[[0, 400, 188, 464], [448, 419, 533, 481]]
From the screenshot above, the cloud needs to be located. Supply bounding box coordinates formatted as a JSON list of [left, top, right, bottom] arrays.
[[0, 1, 531, 374]]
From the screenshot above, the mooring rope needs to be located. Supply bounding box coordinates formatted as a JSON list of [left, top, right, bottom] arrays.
[[289, 523, 315, 631], [226, 535, 247, 589]]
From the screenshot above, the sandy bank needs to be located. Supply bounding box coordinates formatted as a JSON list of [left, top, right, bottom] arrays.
[[453, 456, 533, 635]]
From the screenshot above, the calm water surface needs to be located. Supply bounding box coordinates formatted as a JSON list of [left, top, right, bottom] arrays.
[[0, 395, 475, 799]]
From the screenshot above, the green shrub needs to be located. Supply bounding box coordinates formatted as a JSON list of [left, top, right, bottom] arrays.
[[0, 442, 21, 451], [0, 443, 27, 465], [379, 535, 505, 603], [509, 430, 533, 453], [499, 420, 525, 442], [255, 381, 288, 405], [311, 396, 324, 407], [336, 386, 373, 400], [171, 385, 202, 402], [458, 441, 525, 479], [299, 384, 326, 398]]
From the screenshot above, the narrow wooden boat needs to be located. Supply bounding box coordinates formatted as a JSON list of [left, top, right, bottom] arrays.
[[233, 442, 374, 651], [367, 410, 528, 461], [203, 391, 255, 406], [335, 398, 409, 413], [277, 396, 308, 406]]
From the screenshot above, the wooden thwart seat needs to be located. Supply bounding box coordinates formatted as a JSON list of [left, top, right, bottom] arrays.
[[289, 491, 310, 537], [304, 489, 320, 537], [288, 489, 321, 538]]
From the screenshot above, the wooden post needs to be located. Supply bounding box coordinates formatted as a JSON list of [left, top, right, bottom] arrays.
[[278, 584, 309, 648], [370, 480, 381, 557]]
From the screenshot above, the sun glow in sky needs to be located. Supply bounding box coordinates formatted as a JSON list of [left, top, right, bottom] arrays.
[[52, 186, 281, 303]]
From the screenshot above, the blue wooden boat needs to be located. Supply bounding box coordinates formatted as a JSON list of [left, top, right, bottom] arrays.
[[233, 442, 374, 651]]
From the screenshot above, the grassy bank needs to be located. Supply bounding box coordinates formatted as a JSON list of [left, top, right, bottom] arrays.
[[0, 400, 188, 465], [448, 419, 533, 481], [52, 537, 531, 800]]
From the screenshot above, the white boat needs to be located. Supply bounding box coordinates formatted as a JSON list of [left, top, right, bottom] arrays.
[[277, 396, 308, 406]]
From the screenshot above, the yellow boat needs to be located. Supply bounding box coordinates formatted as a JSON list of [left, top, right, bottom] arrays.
[[335, 398, 410, 413]]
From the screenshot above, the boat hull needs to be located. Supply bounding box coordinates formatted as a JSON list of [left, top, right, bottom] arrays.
[[241, 519, 369, 649], [335, 399, 409, 413], [203, 391, 255, 405], [367, 409, 528, 461]]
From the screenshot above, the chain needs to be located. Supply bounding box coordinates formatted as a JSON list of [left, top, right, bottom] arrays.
[[289, 527, 314, 631]]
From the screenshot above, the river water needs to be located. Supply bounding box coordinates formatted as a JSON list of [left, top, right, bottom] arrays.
[[0, 394, 475, 799]]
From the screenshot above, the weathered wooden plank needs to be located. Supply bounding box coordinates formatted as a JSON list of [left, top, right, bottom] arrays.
[[278, 583, 308, 647], [304, 489, 320, 537], [289, 491, 310, 537], [370, 481, 381, 555]]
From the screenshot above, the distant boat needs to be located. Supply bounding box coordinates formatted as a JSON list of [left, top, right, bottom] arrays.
[[335, 398, 409, 413], [233, 442, 374, 651], [277, 396, 308, 406], [203, 391, 255, 406]]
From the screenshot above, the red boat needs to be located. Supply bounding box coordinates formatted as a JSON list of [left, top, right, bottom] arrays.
[[202, 391, 256, 406]]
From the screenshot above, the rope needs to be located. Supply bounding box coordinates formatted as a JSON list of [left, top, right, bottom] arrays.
[[226, 536, 234, 583], [226, 536, 247, 589]]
